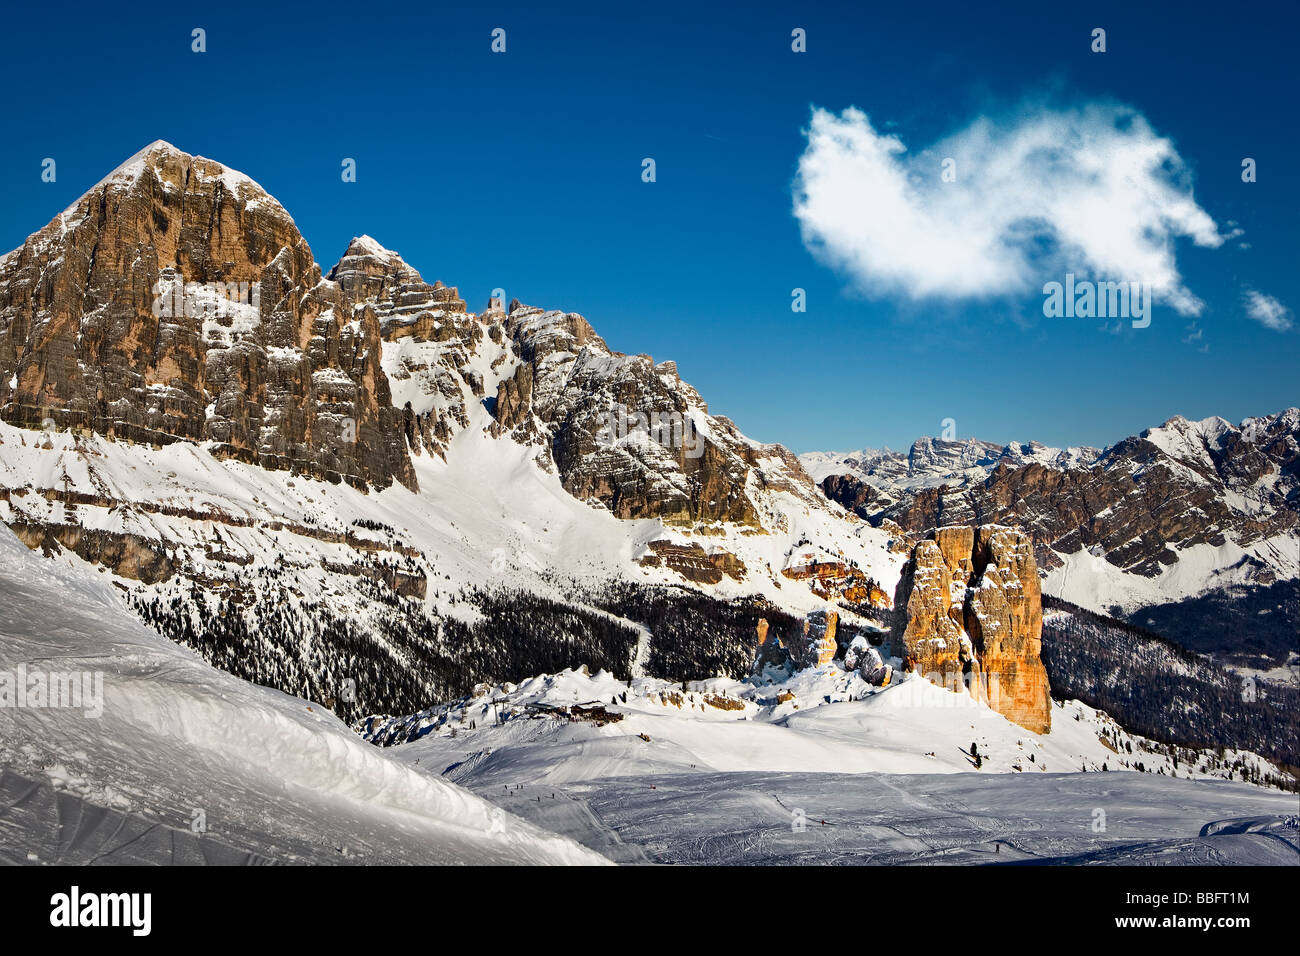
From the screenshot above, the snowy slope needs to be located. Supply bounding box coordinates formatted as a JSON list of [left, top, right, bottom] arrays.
[[1042, 536, 1300, 613], [0, 407, 903, 713], [0, 412, 892, 612], [368, 665, 1289, 783], [0, 525, 606, 865], [367, 666, 1299, 865], [469, 770, 1300, 865]]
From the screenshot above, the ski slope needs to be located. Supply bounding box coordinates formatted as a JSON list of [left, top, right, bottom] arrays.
[[376, 667, 1300, 865], [0, 526, 606, 865]]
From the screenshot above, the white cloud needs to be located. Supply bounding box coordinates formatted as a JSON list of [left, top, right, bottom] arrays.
[[792, 104, 1224, 315], [1243, 290, 1292, 332]]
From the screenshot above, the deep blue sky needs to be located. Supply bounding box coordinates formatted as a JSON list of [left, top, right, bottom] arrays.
[[1, 0, 1295, 453]]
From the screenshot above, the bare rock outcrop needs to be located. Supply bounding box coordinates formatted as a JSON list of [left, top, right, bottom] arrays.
[[780, 555, 890, 609], [844, 636, 892, 685], [788, 609, 838, 669], [752, 610, 839, 673], [489, 305, 824, 528], [326, 235, 485, 460], [892, 525, 1050, 733], [638, 539, 746, 584], [821, 412, 1300, 589], [752, 617, 786, 672]]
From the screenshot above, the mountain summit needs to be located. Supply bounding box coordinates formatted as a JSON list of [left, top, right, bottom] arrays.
[[0, 141, 412, 488]]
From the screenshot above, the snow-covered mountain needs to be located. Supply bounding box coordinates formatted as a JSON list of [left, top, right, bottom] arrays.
[[805, 412, 1300, 618], [0, 142, 1296, 865], [0, 141, 900, 723], [802, 437, 1099, 500]]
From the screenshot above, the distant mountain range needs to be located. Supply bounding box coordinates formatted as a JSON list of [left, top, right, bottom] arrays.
[[802, 412, 1300, 628]]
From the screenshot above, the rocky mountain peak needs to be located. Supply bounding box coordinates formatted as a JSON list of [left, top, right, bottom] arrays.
[[327, 236, 467, 340], [488, 302, 822, 528], [0, 142, 413, 489]]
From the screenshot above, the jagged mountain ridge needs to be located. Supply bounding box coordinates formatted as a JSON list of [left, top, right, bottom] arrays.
[[0, 141, 900, 721], [0, 141, 841, 538], [327, 230, 825, 528], [802, 436, 1101, 511], [805, 411, 1300, 615], [1, 139, 1291, 739]]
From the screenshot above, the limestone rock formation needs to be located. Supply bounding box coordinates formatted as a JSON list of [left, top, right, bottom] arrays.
[[780, 554, 890, 609], [789, 609, 838, 669], [892, 525, 1050, 733], [845, 636, 891, 685], [0, 141, 836, 545], [966, 527, 1049, 734], [637, 540, 746, 584], [0, 141, 412, 489], [490, 304, 824, 527], [325, 235, 494, 461], [752, 617, 786, 672], [752, 610, 840, 673]]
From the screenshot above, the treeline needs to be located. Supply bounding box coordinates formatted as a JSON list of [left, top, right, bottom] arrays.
[[592, 582, 800, 680], [443, 586, 641, 686], [1041, 595, 1300, 773], [130, 571, 642, 724], [1126, 578, 1299, 667], [131, 583, 450, 725]]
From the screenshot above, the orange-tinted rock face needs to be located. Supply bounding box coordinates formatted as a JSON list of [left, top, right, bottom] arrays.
[[892, 525, 1050, 734], [780, 559, 890, 608], [894, 538, 979, 694], [638, 539, 746, 584], [0, 142, 413, 490], [789, 609, 838, 668], [966, 527, 1050, 733], [753, 616, 788, 672], [934, 526, 975, 580], [752, 610, 838, 672]]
